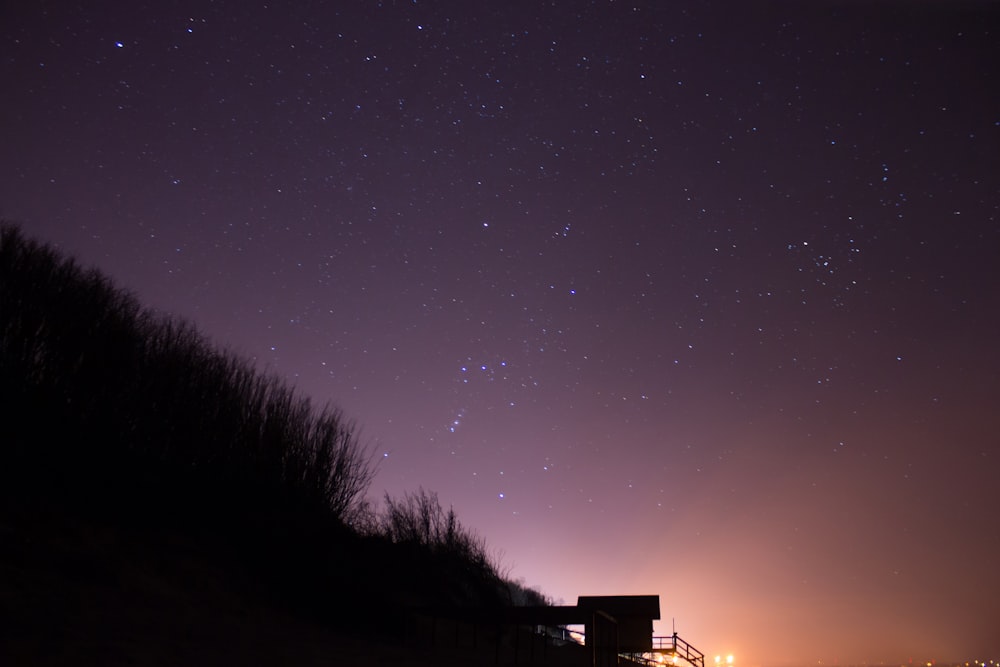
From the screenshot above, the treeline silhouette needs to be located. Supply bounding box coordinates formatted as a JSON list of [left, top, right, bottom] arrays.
[[0, 223, 544, 629]]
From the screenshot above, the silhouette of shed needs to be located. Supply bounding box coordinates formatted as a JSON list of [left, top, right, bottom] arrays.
[[577, 595, 660, 653], [404, 594, 668, 665]]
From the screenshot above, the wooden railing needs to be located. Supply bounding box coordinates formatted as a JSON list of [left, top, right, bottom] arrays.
[[650, 633, 706, 667]]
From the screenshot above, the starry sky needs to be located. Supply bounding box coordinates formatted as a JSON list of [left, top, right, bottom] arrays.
[[2, 1, 998, 665]]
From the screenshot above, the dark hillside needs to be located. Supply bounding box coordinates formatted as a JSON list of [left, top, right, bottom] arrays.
[[0, 224, 373, 527], [0, 224, 528, 663]]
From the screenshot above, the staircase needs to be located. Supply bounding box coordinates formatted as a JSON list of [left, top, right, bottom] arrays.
[[645, 633, 705, 667]]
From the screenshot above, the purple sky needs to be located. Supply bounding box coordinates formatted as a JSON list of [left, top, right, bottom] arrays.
[[2, 2, 998, 665]]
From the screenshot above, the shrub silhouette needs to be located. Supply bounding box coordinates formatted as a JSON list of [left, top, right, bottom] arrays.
[[373, 488, 505, 607], [0, 223, 374, 528], [1, 223, 529, 623]]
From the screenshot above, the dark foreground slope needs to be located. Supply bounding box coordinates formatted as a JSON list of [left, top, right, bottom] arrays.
[[0, 224, 530, 665], [3, 508, 351, 666]]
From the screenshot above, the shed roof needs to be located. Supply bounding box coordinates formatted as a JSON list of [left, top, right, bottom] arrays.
[[576, 595, 661, 620]]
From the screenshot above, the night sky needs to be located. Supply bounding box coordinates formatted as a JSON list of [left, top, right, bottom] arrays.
[[2, 1, 998, 664]]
